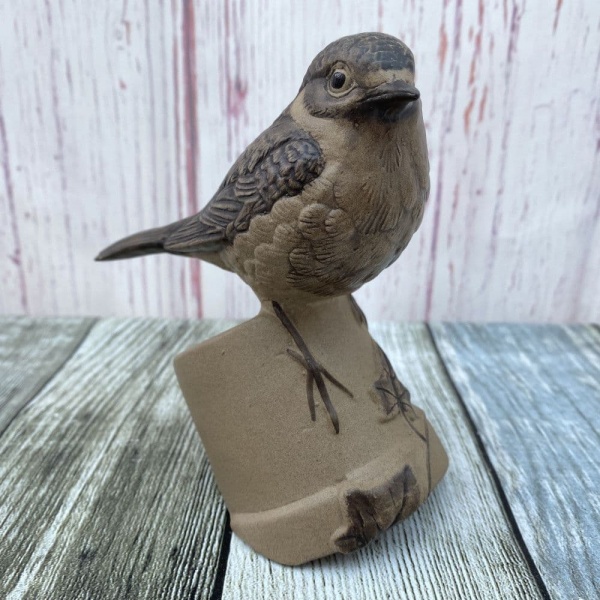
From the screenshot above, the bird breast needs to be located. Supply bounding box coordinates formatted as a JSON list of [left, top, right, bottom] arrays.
[[226, 101, 429, 301], [322, 103, 430, 273]]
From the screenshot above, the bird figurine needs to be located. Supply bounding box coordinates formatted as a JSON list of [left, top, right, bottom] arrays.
[[97, 32, 430, 434]]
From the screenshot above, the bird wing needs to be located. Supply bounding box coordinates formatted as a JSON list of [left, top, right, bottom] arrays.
[[164, 115, 324, 254]]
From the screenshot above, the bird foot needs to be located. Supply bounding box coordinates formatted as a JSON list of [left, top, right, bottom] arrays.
[[272, 301, 353, 433]]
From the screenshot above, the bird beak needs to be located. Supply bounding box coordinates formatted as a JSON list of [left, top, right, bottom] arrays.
[[359, 80, 420, 109]]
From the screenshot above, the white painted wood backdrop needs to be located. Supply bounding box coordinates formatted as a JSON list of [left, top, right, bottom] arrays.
[[1, 1, 598, 321]]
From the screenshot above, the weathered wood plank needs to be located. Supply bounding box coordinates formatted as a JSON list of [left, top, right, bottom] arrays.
[[0, 317, 235, 600], [222, 322, 544, 600], [0, 316, 95, 435], [1, 2, 599, 322], [430, 323, 600, 600]]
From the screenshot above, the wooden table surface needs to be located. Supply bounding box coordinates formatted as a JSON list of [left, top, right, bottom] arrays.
[[1, 317, 598, 600]]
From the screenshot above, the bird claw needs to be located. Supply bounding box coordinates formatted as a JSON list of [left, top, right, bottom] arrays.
[[273, 301, 353, 433], [287, 349, 354, 398]]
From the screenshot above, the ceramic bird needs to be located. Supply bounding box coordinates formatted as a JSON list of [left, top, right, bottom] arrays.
[[97, 32, 430, 432]]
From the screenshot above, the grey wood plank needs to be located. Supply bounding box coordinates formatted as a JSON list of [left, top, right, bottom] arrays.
[[430, 323, 600, 600], [222, 322, 544, 600], [0, 317, 236, 600], [0, 316, 95, 434]]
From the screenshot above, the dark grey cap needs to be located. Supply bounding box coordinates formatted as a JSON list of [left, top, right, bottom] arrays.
[[301, 32, 415, 90]]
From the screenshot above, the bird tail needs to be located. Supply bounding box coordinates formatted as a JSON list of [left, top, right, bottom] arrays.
[[95, 223, 179, 261]]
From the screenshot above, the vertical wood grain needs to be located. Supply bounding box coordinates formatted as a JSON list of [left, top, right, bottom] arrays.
[[0, 316, 95, 434], [0, 1, 598, 321], [0, 318, 234, 600], [430, 323, 600, 599]]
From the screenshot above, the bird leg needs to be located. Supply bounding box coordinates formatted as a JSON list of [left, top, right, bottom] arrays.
[[272, 301, 353, 434]]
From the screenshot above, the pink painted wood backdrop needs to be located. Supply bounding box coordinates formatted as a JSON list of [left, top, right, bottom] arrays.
[[1, 1, 598, 321]]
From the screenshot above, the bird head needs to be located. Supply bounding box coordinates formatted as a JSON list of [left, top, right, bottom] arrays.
[[299, 33, 419, 122]]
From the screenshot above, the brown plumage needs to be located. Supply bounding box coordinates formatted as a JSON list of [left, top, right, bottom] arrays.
[[97, 33, 430, 433], [97, 32, 429, 305]]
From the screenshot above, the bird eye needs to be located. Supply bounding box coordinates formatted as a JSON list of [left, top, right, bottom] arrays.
[[331, 71, 346, 89], [327, 66, 353, 96]]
